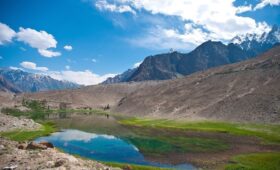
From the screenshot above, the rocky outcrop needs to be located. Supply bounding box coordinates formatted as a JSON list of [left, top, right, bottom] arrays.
[[0, 113, 41, 132], [0, 137, 121, 170]]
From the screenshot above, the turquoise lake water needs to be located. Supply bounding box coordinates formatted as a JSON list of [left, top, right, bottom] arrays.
[[35, 129, 195, 169]]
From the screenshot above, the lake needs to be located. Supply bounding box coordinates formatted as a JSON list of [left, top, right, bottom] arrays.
[[35, 129, 195, 169], [35, 113, 198, 169]]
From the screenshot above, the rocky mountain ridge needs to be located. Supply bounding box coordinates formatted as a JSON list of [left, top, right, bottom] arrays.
[[0, 68, 80, 93], [103, 26, 280, 83]]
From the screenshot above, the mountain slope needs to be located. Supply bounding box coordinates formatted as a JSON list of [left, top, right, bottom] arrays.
[[127, 41, 250, 81], [0, 75, 21, 93], [103, 41, 252, 83], [0, 69, 79, 93], [102, 68, 137, 84], [104, 26, 279, 83], [113, 45, 280, 123], [23, 45, 280, 123]]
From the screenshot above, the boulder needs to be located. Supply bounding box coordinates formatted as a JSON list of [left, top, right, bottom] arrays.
[[54, 159, 66, 167], [39, 141, 54, 148], [123, 165, 133, 170], [26, 142, 47, 150], [17, 143, 27, 150]]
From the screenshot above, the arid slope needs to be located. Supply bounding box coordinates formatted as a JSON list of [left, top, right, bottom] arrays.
[[21, 46, 280, 123]]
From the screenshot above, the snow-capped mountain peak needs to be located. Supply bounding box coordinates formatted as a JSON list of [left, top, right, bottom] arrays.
[[231, 25, 279, 44], [230, 25, 280, 52]]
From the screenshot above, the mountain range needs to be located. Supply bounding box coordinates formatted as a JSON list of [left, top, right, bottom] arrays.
[[0, 68, 80, 93], [103, 25, 280, 83], [1, 25, 279, 93], [22, 45, 280, 123]]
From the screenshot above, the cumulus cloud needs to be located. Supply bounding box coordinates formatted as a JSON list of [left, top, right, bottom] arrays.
[[127, 26, 204, 50], [20, 61, 48, 71], [48, 70, 116, 85], [38, 49, 61, 58], [17, 27, 61, 57], [0, 23, 61, 57], [96, 0, 136, 14], [0, 22, 16, 45], [254, 0, 280, 10], [64, 45, 72, 51], [95, 0, 274, 50]]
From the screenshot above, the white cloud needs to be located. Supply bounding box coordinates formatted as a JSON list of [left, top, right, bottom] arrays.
[[92, 58, 97, 63], [48, 70, 116, 85], [64, 45, 73, 51], [236, 5, 252, 13], [96, 0, 273, 50], [20, 61, 48, 71], [96, 0, 136, 14], [38, 49, 61, 58], [133, 61, 142, 68], [9, 66, 22, 70], [127, 26, 200, 50], [65, 65, 70, 70], [16, 27, 60, 57], [254, 0, 280, 10], [0, 22, 16, 45]]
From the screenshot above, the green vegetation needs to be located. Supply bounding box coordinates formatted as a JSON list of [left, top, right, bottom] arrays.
[[1, 100, 51, 120], [120, 118, 280, 144], [62, 108, 109, 115], [1, 98, 111, 120], [126, 136, 229, 156], [1, 107, 29, 117], [0, 122, 56, 141], [225, 152, 280, 170], [103, 162, 171, 170], [128, 137, 174, 155]]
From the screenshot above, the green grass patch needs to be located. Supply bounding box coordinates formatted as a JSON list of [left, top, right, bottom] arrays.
[[1, 100, 52, 120], [0, 121, 57, 141], [103, 162, 171, 170], [126, 136, 229, 156], [127, 137, 175, 155], [119, 118, 280, 144], [225, 152, 280, 170]]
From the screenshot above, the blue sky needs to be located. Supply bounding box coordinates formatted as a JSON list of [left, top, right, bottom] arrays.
[[0, 0, 279, 85]]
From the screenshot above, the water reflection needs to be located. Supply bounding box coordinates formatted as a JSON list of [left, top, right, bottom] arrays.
[[36, 129, 195, 170]]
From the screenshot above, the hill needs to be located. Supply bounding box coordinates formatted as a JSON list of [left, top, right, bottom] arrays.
[[21, 45, 280, 123]]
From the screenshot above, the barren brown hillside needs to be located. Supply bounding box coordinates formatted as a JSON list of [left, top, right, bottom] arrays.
[[21, 46, 280, 123]]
